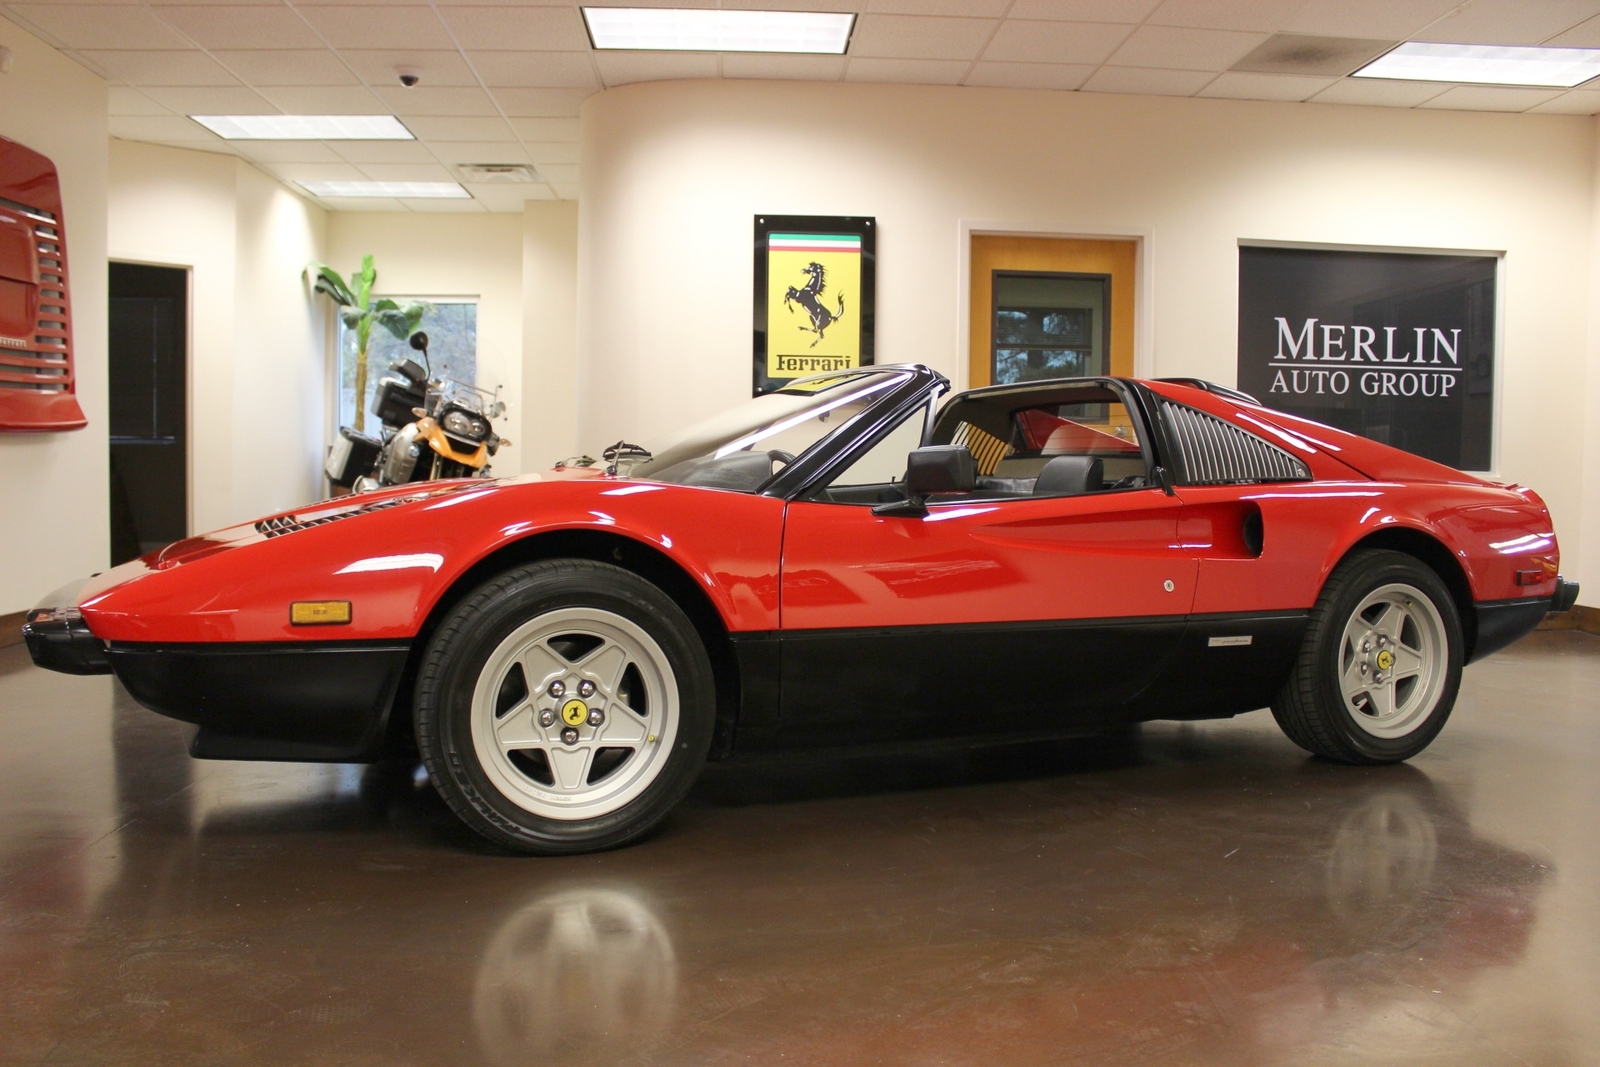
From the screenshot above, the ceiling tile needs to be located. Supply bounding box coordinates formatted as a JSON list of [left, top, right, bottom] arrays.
[[866, 0, 1011, 15], [436, 6, 592, 51], [357, 162, 457, 181], [426, 141, 534, 164], [374, 85, 501, 115], [1307, 76, 1448, 106], [306, 197, 408, 212], [264, 161, 369, 181], [721, 53, 848, 79], [401, 115, 517, 139], [1529, 90, 1600, 113], [108, 115, 221, 141], [719, 0, 857, 10], [593, 52, 719, 86], [981, 20, 1133, 64], [76, 49, 241, 85], [466, 184, 551, 212], [551, 183, 578, 200], [6, 4, 189, 49], [231, 140, 348, 163], [521, 141, 579, 164], [843, 57, 970, 82], [211, 49, 358, 86], [1109, 25, 1269, 69], [330, 140, 441, 162], [538, 163, 579, 183], [1283, 0, 1460, 40], [1148, 0, 1313, 32], [507, 117, 581, 140], [297, 6, 454, 49], [401, 196, 488, 211], [107, 86, 173, 115], [341, 49, 479, 87], [470, 51, 600, 88], [142, 85, 282, 113], [1417, 85, 1565, 111], [1006, 0, 1162, 19], [848, 14, 998, 60], [490, 87, 593, 116], [1547, 13, 1600, 45], [1413, 0, 1600, 46], [149, 5, 324, 50], [1080, 65, 1215, 94], [1196, 70, 1334, 99], [963, 61, 1095, 89], [254, 85, 388, 113]]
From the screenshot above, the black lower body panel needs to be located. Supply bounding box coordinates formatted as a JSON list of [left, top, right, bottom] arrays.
[[1117, 611, 1309, 724], [104, 640, 412, 762], [1470, 584, 1574, 664]]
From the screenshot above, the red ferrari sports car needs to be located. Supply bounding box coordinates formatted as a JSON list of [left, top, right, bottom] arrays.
[[25, 366, 1577, 853]]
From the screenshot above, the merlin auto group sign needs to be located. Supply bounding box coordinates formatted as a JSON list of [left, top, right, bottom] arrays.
[[1237, 246, 1497, 471]]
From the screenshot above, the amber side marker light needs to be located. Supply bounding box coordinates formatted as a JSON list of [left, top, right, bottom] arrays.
[[291, 601, 353, 626]]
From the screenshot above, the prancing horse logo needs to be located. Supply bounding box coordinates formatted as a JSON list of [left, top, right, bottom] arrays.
[[783, 262, 846, 348]]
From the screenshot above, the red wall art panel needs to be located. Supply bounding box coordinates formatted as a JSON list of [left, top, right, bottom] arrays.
[[0, 135, 84, 431]]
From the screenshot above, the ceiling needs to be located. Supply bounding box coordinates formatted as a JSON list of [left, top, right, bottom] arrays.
[[8, 0, 1600, 213]]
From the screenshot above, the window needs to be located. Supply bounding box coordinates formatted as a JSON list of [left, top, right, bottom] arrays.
[[992, 272, 1109, 385], [933, 383, 1150, 496], [812, 401, 930, 504], [337, 300, 476, 431]]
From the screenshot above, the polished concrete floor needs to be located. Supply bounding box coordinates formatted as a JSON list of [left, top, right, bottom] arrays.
[[1, 633, 1597, 1066]]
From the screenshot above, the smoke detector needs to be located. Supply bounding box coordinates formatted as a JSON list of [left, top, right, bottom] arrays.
[[455, 163, 540, 184]]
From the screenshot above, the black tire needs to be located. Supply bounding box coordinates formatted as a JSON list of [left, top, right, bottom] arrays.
[[415, 559, 716, 854], [1271, 549, 1463, 764]]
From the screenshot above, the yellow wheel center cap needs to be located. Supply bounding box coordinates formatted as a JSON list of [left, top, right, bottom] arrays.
[[1375, 649, 1394, 671], [561, 698, 588, 726]]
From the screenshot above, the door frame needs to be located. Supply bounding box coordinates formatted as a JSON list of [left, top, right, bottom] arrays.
[[107, 255, 195, 541], [956, 222, 1153, 393]]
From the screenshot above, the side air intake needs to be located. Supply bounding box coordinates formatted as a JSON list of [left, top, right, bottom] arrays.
[[1156, 399, 1311, 485]]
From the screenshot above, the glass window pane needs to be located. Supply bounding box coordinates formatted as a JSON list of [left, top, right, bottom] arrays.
[[337, 301, 477, 430], [992, 273, 1107, 386]]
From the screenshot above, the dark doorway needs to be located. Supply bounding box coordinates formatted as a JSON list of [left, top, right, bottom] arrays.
[[109, 263, 187, 566]]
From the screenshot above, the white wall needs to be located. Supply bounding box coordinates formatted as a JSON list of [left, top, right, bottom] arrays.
[[107, 140, 328, 534], [0, 14, 108, 614], [523, 200, 580, 470], [580, 80, 1598, 600]]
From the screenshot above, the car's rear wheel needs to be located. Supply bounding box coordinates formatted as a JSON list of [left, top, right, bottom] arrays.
[[1272, 549, 1462, 764], [415, 559, 715, 854]]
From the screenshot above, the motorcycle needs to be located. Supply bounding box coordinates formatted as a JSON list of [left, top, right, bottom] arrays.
[[324, 332, 510, 494]]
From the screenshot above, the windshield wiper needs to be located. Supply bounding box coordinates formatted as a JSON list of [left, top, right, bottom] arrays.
[[602, 440, 652, 475]]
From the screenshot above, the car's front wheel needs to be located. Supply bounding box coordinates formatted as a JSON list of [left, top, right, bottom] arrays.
[[415, 559, 715, 854], [1272, 549, 1463, 764]]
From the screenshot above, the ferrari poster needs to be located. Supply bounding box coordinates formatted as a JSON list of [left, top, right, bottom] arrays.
[[753, 215, 875, 395]]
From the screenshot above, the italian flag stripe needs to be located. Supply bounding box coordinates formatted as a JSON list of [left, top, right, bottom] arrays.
[[769, 233, 861, 252]]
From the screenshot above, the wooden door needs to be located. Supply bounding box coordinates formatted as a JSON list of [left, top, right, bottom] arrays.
[[969, 236, 1136, 389]]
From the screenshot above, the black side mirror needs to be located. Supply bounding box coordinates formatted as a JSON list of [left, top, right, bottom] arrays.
[[873, 446, 976, 517], [409, 331, 429, 353]]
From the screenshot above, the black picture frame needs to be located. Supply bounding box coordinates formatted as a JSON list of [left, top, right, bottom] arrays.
[[753, 215, 876, 396], [1237, 245, 1498, 471]]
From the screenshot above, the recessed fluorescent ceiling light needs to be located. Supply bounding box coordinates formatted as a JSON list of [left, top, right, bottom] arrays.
[[582, 7, 855, 53], [190, 115, 414, 140], [297, 181, 470, 199], [1354, 42, 1600, 87]]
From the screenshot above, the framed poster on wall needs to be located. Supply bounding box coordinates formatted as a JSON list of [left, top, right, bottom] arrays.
[[1237, 245, 1497, 471], [753, 215, 875, 395]]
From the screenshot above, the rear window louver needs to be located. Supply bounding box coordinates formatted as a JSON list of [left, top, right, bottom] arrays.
[[1156, 398, 1311, 485]]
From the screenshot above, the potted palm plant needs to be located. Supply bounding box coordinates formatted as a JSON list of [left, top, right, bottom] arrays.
[[306, 255, 426, 432]]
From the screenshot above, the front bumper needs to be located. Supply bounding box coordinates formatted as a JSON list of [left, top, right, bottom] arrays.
[[22, 580, 110, 675]]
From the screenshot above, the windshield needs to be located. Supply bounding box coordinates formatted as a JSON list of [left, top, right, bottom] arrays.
[[615, 370, 908, 493]]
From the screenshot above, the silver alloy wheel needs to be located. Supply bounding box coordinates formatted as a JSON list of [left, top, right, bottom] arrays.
[[470, 607, 679, 821], [1337, 582, 1447, 739]]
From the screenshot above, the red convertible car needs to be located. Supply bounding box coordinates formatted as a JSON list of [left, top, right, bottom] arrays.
[[24, 366, 1577, 853]]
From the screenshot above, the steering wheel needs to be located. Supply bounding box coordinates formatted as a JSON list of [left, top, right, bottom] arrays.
[[767, 449, 797, 467]]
